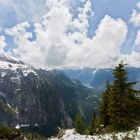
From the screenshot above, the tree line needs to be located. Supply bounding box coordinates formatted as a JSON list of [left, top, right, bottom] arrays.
[[75, 62, 140, 135]]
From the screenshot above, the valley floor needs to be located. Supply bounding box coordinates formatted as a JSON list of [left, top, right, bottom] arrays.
[[49, 127, 140, 140]]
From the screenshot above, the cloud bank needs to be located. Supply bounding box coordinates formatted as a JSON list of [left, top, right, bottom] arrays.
[[0, 36, 7, 53], [1, 0, 140, 68]]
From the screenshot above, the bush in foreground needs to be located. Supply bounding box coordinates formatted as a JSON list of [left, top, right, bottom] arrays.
[[0, 125, 23, 139]]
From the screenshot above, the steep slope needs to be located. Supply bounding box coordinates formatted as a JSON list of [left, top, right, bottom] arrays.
[[59, 68, 113, 90], [0, 55, 100, 137]]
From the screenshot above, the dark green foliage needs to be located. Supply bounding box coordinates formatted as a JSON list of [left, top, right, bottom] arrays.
[[0, 124, 23, 139], [100, 62, 140, 131], [26, 132, 47, 140], [0, 99, 17, 126], [89, 112, 98, 135], [74, 113, 86, 134], [100, 80, 110, 127]]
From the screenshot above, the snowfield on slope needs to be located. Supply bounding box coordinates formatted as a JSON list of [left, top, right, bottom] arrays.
[[0, 54, 37, 77], [49, 127, 140, 140]]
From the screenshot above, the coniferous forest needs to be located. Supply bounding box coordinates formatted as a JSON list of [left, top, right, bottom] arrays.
[[75, 62, 140, 135], [100, 62, 140, 132], [0, 62, 140, 139]]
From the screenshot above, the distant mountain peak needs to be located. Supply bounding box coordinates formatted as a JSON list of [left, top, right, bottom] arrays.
[[0, 53, 22, 64]]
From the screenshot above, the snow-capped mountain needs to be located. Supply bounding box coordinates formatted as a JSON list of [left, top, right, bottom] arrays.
[[1, 54, 140, 138], [0, 54, 100, 137], [0, 54, 36, 76]]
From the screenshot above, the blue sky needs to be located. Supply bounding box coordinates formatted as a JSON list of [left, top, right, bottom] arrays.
[[0, 0, 140, 68], [90, 0, 138, 32]]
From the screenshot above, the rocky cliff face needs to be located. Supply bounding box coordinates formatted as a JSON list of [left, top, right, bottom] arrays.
[[0, 55, 100, 137]]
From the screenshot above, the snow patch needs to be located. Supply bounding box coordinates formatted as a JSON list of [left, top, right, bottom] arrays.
[[0, 56, 37, 77], [1, 72, 7, 77], [15, 124, 30, 129], [10, 76, 21, 84], [92, 70, 97, 77], [7, 103, 12, 108], [49, 128, 140, 140], [23, 69, 37, 76]]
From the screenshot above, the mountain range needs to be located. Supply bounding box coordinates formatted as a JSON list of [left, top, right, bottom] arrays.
[[0, 55, 100, 137], [0, 55, 140, 137], [60, 67, 140, 91]]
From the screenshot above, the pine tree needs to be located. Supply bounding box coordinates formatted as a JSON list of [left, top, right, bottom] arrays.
[[74, 113, 85, 134], [89, 112, 97, 135], [100, 62, 140, 131], [100, 80, 110, 127]]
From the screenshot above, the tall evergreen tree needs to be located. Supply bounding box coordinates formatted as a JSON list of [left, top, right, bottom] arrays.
[[100, 80, 110, 127], [100, 62, 140, 131], [74, 113, 85, 134], [89, 112, 97, 135]]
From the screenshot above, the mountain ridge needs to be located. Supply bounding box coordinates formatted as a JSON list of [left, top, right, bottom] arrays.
[[0, 55, 100, 137], [60, 67, 140, 91]]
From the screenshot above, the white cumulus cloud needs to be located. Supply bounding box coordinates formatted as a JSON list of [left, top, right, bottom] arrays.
[[135, 30, 140, 47], [120, 51, 140, 67], [4, 0, 140, 68], [137, 1, 140, 9], [5, 0, 94, 68], [0, 36, 7, 53], [130, 2, 140, 27]]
